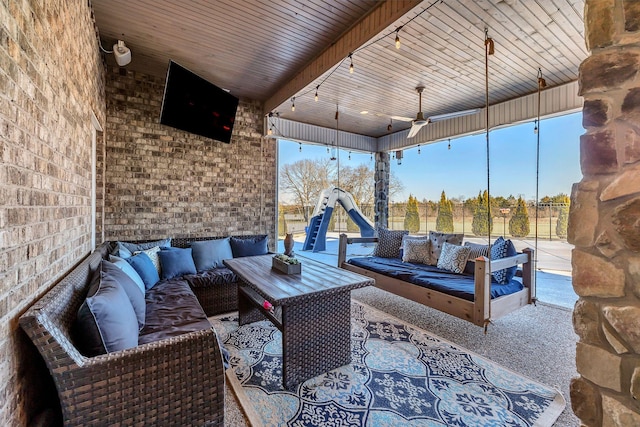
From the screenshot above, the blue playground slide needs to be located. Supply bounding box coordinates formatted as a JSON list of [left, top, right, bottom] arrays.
[[302, 187, 374, 252]]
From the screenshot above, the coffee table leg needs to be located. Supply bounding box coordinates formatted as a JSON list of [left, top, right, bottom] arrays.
[[238, 286, 266, 326], [281, 291, 351, 390]]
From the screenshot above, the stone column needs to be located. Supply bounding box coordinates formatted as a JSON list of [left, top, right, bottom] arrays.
[[374, 152, 390, 229], [570, 1, 640, 425]]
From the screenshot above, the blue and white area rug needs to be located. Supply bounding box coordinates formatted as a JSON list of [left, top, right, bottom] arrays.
[[211, 301, 565, 427]]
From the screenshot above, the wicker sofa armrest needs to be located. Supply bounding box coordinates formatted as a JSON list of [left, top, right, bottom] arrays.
[[49, 327, 224, 426]]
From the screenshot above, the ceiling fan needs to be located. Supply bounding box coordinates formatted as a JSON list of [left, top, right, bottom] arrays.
[[403, 86, 481, 139]]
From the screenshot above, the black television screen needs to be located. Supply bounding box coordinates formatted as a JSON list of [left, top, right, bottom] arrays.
[[160, 61, 239, 143]]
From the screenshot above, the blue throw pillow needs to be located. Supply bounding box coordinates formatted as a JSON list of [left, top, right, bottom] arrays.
[[126, 252, 160, 290], [76, 266, 139, 356], [491, 237, 518, 284], [101, 260, 146, 330], [158, 247, 197, 280], [230, 235, 268, 257], [109, 255, 146, 296], [191, 238, 233, 271]]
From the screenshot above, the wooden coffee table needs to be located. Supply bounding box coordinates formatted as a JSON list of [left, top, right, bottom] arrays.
[[223, 254, 373, 389]]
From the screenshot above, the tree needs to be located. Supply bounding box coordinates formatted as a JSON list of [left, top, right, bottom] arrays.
[[436, 191, 454, 233], [404, 194, 420, 233], [279, 159, 335, 222], [472, 190, 493, 236], [556, 194, 570, 238], [509, 196, 530, 237]]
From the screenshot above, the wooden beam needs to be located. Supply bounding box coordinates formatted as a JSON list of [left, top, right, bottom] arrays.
[[263, 0, 421, 115]]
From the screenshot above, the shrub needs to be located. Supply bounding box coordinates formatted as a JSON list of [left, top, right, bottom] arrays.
[[472, 190, 493, 236], [509, 197, 530, 237], [404, 194, 420, 233], [436, 191, 454, 233]]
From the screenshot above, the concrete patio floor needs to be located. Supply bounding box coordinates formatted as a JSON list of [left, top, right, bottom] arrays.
[[277, 232, 577, 310]]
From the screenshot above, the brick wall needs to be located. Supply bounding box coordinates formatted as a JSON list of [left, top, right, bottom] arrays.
[[103, 66, 276, 244], [570, 1, 640, 425], [0, 0, 106, 425]]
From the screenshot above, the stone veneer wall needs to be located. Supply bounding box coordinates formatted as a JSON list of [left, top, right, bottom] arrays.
[[374, 152, 390, 229], [0, 1, 106, 425], [570, 0, 640, 425], [103, 66, 276, 244]]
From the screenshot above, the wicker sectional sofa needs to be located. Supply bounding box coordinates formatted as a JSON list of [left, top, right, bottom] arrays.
[[19, 235, 265, 426]]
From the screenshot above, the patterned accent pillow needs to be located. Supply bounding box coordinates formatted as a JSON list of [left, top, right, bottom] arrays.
[[437, 242, 471, 274], [373, 229, 408, 258], [463, 242, 490, 274], [134, 246, 161, 275], [401, 235, 429, 260], [402, 239, 431, 264], [427, 231, 464, 266], [490, 237, 518, 284]]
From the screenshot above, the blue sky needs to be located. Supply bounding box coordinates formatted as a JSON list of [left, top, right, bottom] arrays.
[[278, 111, 583, 203]]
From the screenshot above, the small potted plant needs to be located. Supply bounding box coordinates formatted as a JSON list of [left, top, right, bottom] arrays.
[[272, 253, 302, 274]]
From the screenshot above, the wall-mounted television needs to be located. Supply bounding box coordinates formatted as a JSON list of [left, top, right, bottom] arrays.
[[160, 60, 239, 144]]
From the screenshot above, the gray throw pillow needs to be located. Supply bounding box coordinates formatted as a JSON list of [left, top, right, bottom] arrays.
[[76, 263, 139, 356], [120, 238, 172, 254], [463, 242, 490, 275], [427, 231, 463, 266], [373, 229, 408, 258], [191, 238, 233, 271]]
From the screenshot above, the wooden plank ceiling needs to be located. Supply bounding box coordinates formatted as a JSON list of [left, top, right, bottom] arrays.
[[92, 0, 587, 138]]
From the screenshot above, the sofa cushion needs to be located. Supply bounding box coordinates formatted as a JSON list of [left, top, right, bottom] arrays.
[[347, 256, 523, 301], [139, 278, 211, 345], [230, 235, 268, 257], [76, 264, 139, 356], [109, 255, 146, 295], [437, 242, 471, 274], [491, 237, 518, 284], [427, 231, 463, 265], [373, 228, 408, 258], [158, 247, 197, 280], [191, 238, 233, 271], [402, 238, 430, 264], [101, 260, 146, 330], [126, 252, 160, 290]]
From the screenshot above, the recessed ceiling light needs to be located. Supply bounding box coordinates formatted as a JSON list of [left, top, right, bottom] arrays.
[[360, 111, 368, 115]]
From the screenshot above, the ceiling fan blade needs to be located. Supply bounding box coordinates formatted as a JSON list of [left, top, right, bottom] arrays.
[[428, 108, 481, 122], [407, 120, 428, 138], [389, 115, 414, 122]]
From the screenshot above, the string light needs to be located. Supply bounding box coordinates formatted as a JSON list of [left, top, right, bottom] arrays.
[[299, 142, 302, 152], [387, 119, 392, 132], [370, 152, 373, 161], [534, 119, 538, 134], [348, 151, 351, 160], [448, 139, 451, 150], [395, 26, 402, 49], [267, 127, 273, 136], [418, 144, 421, 155], [279, 1, 445, 118]]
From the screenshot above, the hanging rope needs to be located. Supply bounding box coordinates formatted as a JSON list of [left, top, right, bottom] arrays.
[[534, 68, 547, 281], [484, 28, 494, 333]]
